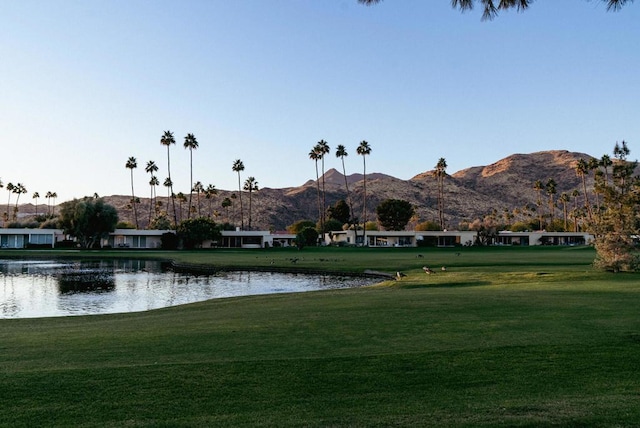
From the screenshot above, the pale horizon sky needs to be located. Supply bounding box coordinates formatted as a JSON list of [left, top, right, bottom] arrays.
[[2, 1, 638, 203]]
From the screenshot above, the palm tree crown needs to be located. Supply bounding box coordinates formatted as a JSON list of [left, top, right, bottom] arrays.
[[232, 159, 245, 230], [335, 144, 354, 225], [126, 156, 139, 229], [356, 140, 372, 244], [160, 130, 177, 226], [183, 133, 199, 220]]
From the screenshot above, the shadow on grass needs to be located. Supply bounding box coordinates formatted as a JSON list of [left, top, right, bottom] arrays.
[[399, 280, 493, 289]]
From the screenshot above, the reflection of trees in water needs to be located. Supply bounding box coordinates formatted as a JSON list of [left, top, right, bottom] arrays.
[[57, 272, 116, 294]]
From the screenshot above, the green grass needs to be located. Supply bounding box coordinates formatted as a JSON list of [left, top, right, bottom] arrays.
[[1, 246, 640, 427]]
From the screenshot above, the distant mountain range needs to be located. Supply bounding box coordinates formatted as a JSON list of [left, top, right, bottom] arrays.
[[13, 150, 639, 231]]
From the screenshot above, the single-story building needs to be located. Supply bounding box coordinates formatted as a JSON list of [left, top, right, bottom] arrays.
[[325, 230, 477, 248], [104, 229, 173, 249], [494, 231, 594, 246], [0, 228, 64, 248]]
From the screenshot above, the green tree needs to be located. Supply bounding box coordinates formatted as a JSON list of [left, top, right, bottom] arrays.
[[232, 159, 245, 230], [160, 130, 178, 226], [358, 0, 631, 20], [125, 157, 139, 229], [183, 133, 199, 219], [58, 197, 119, 248], [287, 220, 316, 234], [592, 141, 640, 272], [327, 199, 351, 225], [296, 226, 319, 249], [177, 217, 222, 249], [243, 176, 259, 230], [376, 199, 415, 231]]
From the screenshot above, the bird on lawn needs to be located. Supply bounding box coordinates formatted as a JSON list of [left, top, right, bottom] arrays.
[[422, 266, 435, 274], [396, 271, 407, 280]]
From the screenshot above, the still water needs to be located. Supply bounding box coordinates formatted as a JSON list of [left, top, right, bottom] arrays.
[[0, 259, 376, 319]]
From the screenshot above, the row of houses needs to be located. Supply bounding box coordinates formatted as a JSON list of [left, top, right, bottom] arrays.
[[0, 228, 594, 249]]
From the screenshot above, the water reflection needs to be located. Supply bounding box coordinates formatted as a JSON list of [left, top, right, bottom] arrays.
[[0, 259, 375, 319]]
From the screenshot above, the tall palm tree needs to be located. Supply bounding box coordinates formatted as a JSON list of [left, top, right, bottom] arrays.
[[545, 178, 557, 228], [12, 183, 27, 221], [222, 197, 232, 221], [160, 130, 177, 226], [308, 148, 322, 230], [50, 192, 57, 215], [434, 157, 447, 230], [149, 176, 159, 224], [205, 184, 217, 217], [533, 179, 544, 229], [316, 140, 330, 234], [32, 192, 40, 217], [571, 189, 581, 232], [243, 176, 259, 230], [575, 158, 593, 223], [192, 181, 204, 217], [335, 144, 354, 225], [232, 159, 245, 230], [126, 156, 139, 229], [5, 182, 15, 224], [183, 133, 199, 219], [163, 177, 173, 220], [356, 140, 371, 244], [145, 160, 159, 225], [559, 192, 570, 231]]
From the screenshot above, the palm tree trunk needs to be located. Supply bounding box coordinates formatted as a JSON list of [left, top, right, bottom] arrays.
[[168, 146, 177, 227], [362, 157, 367, 245], [237, 173, 244, 230], [314, 161, 322, 231], [130, 170, 139, 229]]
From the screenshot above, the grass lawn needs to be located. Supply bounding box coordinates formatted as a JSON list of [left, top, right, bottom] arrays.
[[1, 246, 640, 427]]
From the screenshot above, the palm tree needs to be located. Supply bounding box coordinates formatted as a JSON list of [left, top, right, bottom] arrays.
[[45, 191, 52, 216], [308, 148, 322, 230], [222, 197, 232, 221], [160, 130, 177, 226], [205, 184, 217, 217], [575, 158, 593, 223], [316, 140, 330, 233], [177, 192, 187, 222], [232, 159, 245, 230], [559, 192, 570, 231], [243, 176, 259, 230], [335, 144, 354, 225], [5, 182, 15, 224], [192, 181, 204, 217], [12, 183, 27, 221], [183, 133, 199, 219], [230, 193, 237, 224], [533, 180, 544, 229], [356, 140, 372, 244], [434, 157, 447, 230], [600, 154, 612, 186], [50, 192, 57, 215], [571, 189, 581, 232], [145, 160, 159, 225], [149, 176, 160, 215], [545, 178, 557, 228], [32, 192, 40, 217], [163, 177, 173, 220], [126, 156, 139, 229]]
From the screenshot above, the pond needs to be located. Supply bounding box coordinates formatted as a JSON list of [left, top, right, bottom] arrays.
[[0, 259, 378, 319]]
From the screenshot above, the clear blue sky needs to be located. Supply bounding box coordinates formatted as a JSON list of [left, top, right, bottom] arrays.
[[2, 0, 638, 203]]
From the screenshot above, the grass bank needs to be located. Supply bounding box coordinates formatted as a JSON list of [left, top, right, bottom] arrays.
[[1, 246, 640, 426]]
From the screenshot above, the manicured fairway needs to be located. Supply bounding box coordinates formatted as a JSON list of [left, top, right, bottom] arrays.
[[1, 246, 640, 427]]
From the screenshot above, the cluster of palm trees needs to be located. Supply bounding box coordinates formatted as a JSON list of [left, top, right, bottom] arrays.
[[125, 131, 260, 230], [529, 154, 617, 232], [1, 179, 57, 227], [308, 140, 372, 239]]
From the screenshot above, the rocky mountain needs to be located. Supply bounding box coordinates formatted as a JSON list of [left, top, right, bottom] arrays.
[[13, 150, 637, 231]]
